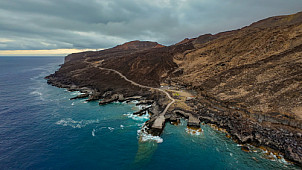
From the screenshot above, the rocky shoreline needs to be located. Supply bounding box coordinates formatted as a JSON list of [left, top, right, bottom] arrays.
[[190, 97, 302, 166], [45, 79, 302, 166], [45, 12, 302, 166]]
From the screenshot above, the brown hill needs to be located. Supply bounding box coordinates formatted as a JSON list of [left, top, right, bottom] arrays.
[[249, 11, 302, 28], [172, 12, 302, 120], [46, 11, 302, 165], [167, 11, 302, 165], [113, 40, 164, 50]]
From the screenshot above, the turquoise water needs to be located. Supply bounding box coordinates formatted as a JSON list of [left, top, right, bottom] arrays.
[[0, 56, 298, 169]]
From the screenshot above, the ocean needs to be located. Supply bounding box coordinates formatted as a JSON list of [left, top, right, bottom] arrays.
[[0, 56, 298, 169]]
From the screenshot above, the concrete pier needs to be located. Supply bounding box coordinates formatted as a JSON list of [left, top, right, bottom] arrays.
[[150, 115, 166, 136], [187, 116, 200, 128]]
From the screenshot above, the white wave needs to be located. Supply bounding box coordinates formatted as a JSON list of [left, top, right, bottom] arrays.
[[136, 123, 144, 127], [124, 112, 150, 121], [278, 156, 291, 165], [30, 91, 43, 96], [55, 118, 99, 128], [120, 125, 124, 129], [185, 127, 203, 135], [137, 129, 163, 143], [268, 152, 291, 165], [30, 75, 40, 80], [140, 133, 163, 143], [108, 127, 114, 132], [135, 105, 143, 110], [137, 124, 163, 143], [29, 88, 46, 101], [130, 100, 139, 104], [258, 148, 292, 165], [29, 67, 48, 71], [92, 129, 96, 136], [70, 91, 85, 96], [133, 104, 152, 111]]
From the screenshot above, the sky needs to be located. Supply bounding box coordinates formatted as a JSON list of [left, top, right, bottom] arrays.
[[0, 0, 301, 56]]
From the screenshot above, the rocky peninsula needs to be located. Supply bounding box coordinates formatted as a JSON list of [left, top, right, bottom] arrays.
[[46, 12, 302, 166]]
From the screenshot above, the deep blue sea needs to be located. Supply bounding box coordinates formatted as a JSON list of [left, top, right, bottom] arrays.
[[0, 56, 299, 169]]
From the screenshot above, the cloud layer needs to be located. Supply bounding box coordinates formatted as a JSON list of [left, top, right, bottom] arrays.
[[0, 0, 301, 50]]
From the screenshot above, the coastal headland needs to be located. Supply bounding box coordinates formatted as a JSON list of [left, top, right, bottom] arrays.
[[46, 12, 302, 166]]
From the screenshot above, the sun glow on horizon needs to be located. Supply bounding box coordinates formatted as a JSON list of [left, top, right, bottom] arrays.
[[0, 48, 102, 56]]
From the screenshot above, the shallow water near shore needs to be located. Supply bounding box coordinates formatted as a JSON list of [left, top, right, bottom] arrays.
[[0, 56, 299, 169]]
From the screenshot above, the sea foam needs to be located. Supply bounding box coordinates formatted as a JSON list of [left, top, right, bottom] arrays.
[[137, 124, 163, 143], [55, 118, 99, 128], [92, 129, 96, 136], [124, 112, 150, 121], [185, 127, 203, 136], [138, 129, 163, 143], [70, 91, 86, 96]]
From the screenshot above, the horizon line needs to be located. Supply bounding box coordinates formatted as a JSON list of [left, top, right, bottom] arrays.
[[0, 48, 103, 56]]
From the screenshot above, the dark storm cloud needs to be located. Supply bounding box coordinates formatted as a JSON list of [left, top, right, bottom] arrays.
[[0, 0, 301, 50]]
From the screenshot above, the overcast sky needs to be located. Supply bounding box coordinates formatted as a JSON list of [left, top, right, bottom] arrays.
[[0, 0, 302, 52]]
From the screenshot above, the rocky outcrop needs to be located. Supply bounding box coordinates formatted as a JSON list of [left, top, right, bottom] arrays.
[[99, 94, 124, 105], [133, 106, 151, 116], [86, 91, 102, 101], [135, 100, 154, 106], [70, 93, 89, 100], [165, 114, 180, 124], [187, 116, 200, 128], [173, 109, 200, 128]]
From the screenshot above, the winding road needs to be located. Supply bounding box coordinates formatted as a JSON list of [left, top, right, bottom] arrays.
[[85, 59, 175, 118]]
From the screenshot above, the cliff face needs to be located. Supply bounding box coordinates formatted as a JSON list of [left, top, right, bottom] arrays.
[[46, 11, 302, 165]]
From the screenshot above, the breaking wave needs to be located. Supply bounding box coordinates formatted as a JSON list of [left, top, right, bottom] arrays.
[[124, 112, 150, 121], [92, 129, 96, 136], [186, 127, 203, 136], [55, 118, 99, 128], [30, 90, 43, 96], [70, 91, 86, 96], [108, 127, 114, 132], [137, 124, 163, 143]]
